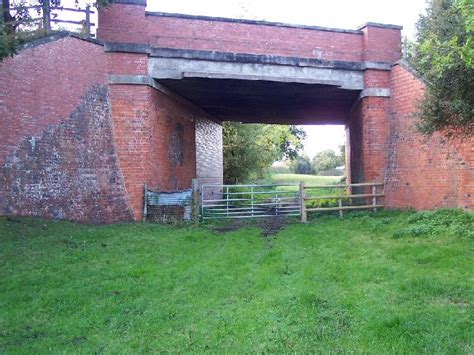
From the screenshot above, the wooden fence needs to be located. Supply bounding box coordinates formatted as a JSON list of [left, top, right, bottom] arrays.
[[299, 182, 384, 222], [144, 180, 384, 223], [6, 3, 95, 36]]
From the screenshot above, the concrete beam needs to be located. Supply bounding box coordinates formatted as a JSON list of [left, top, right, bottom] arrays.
[[359, 88, 391, 99], [149, 57, 364, 90]]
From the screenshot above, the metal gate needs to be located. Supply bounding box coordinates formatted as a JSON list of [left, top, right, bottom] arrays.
[[200, 184, 301, 220]]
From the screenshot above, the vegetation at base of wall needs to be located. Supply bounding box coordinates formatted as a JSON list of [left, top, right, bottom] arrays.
[[408, 0, 474, 137], [392, 209, 473, 238], [1, 210, 473, 352], [223, 123, 305, 183]]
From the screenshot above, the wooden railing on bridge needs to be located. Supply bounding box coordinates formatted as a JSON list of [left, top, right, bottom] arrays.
[[6, 3, 95, 37]]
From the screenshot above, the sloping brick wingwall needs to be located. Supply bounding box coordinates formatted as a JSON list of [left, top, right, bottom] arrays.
[[385, 63, 473, 210], [0, 36, 133, 223]]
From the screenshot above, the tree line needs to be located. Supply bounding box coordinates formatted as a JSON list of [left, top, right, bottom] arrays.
[[290, 147, 345, 176]]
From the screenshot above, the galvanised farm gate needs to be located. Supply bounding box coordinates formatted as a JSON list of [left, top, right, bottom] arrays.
[[0, 0, 472, 223]]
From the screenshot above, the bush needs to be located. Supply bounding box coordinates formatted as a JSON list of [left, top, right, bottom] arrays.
[[392, 209, 473, 238]]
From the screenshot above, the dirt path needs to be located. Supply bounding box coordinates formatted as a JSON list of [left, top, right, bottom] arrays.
[[210, 217, 288, 237]]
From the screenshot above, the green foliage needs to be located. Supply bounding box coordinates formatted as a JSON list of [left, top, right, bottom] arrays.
[[312, 149, 344, 174], [408, 0, 474, 137], [223, 123, 305, 183], [1, 210, 473, 352], [392, 209, 473, 238], [290, 148, 345, 175], [0, 3, 16, 59], [290, 154, 312, 174]]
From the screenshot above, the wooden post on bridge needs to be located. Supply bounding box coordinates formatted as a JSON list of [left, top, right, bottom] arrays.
[[42, 1, 51, 33], [192, 179, 200, 223], [85, 5, 91, 36]]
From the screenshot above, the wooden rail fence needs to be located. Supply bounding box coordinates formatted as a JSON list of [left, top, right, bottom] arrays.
[[143, 180, 384, 222], [6, 3, 95, 36], [299, 181, 384, 222], [189, 180, 384, 222]]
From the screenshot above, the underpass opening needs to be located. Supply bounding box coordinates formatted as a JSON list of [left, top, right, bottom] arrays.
[[156, 76, 360, 185]]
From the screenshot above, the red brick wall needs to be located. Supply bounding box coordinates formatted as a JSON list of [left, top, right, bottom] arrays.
[[0, 36, 133, 223], [96, 4, 365, 62], [96, 4, 149, 43], [148, 16, 364, 62], [347, 102, 364, 184], [149, 89, 197, 191], [385, 64, 473, 210], [0, 37, 108, 167], [348, 96, 391, 185], [109, 84, 198, 220], [106, 52, 149, 75], [361, 25, 401, 62]]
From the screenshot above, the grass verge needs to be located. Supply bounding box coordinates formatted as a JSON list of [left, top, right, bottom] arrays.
[[0, 210, 472, 352]]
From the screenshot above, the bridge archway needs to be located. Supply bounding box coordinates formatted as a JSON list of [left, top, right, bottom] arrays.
[[98, 0, 402, 219]]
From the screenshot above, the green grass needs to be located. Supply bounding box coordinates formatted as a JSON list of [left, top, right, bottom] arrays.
[[269, 174, 347, 208], [270, 173, 342, 185], [1, 210, 473, 352]]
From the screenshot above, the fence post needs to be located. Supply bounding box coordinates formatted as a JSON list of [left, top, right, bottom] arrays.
[[85, 5, 91, 36], [226, 186, 229, 218], [338, 197, 343, 219], [42, 0, 51, 33], [275, 192, 278, 216], [192, 179, 200, 223], [299, 181, 307, 223], [143, 183, 148, 222], [251, 186, 254, 217], [372, 183, 377, 212]]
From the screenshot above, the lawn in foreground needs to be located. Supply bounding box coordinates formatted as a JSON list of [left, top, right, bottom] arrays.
[[0, 210, 473, 352]]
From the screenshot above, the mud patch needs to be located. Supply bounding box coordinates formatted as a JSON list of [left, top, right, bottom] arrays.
[[210, 217, 288, 237]]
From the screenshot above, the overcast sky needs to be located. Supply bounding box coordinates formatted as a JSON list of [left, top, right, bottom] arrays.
[[63, 0, 429, 158]]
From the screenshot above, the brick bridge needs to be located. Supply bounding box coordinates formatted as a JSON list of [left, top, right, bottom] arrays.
[[0, 0, 472, 223]]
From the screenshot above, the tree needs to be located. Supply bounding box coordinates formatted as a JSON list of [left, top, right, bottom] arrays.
[[408, 0, 474, 137], [290, 154, 313, 175], [312, 149, 342, 174], [338, 144, 346, 166], [0, 1, 16, 59], [1, 0, 110, 60], [223, 123, 305, 183]]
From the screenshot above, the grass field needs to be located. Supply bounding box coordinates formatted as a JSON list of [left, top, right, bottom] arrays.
[[1, 210, 473, 352], [270, 173, 342, 185]]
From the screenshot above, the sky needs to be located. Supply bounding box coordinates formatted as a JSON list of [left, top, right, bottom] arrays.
[[55, 0, 429, 158]]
